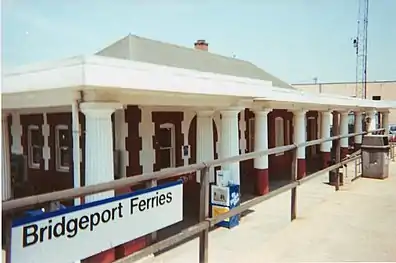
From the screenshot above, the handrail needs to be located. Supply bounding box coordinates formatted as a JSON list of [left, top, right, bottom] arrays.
[[1, 128, 383, 213], [2, 128, 385, 263], [114, 153, 362, 263]]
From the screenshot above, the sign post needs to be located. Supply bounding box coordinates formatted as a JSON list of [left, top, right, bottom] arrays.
[[11, 181, 183, 263]]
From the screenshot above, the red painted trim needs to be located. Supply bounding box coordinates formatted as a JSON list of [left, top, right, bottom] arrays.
[[82, 249, 115, 263], [115, 238, 146, 260], [297, 159, 306, 180], [322, 152, 331, 169], [255, 168, 269, 195]]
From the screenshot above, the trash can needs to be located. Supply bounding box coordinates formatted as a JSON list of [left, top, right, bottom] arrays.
[[361, 135, 390, 179]]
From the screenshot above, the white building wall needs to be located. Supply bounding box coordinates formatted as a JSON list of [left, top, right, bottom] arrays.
[[181, 110, 195, 166], [139, 107, 155, 173]]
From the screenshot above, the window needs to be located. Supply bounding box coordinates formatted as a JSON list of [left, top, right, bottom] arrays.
[[275, 117, 284, 156], [372, 96, 381, 101], [55, 125, 70, 172], [28, 125, 42, 169], [248, 118, 255, 152], [158, 123, 176, 169]]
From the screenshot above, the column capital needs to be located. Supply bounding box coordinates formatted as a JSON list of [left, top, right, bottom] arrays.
[[380, 110, 390, 114], [251, 106, 272, 112], [292, 109, 308, 116], [219, 107, 243, 117], [320, 110, 332, 116], [196, 110, 214, 117], [80, 102, 123, 118], [319, 109, 333, 113], [340, 111, 350, 117], [253, 107, 272, 116]]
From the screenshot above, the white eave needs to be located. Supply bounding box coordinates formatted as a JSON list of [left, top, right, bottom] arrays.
[[2, 55, 395, 110]]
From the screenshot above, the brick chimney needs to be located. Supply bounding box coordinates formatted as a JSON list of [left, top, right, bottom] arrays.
[[194, 40, 208, 51]]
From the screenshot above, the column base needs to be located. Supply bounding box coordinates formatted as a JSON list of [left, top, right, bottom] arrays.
[[255, 168, 269, 195], [82, 249, 115, 263], [322, 152, 331, 169], [297, 159, 306, 180], [341, 147, 349, 159], [115, 237, 147, 260]]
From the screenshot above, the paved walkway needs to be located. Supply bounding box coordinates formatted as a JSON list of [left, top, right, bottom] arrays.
[[144, 161, 396, 263]]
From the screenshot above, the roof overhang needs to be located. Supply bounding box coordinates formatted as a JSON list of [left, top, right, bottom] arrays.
[[2, 55, 395, 111]]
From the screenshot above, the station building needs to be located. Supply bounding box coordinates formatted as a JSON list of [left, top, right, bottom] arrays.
[[2, 35, 394, 262]]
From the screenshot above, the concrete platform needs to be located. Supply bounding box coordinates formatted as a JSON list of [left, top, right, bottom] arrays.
[[144, 161, 396, 262]]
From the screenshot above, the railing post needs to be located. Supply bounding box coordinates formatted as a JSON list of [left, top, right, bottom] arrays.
[[290, 147, 298, 221], [146, 179, 158, 244], [199, 167, 210, 263], [335, 136, 341, 191]]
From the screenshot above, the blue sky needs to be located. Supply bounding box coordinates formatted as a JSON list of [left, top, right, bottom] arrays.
[[2, 0, 395, 84]]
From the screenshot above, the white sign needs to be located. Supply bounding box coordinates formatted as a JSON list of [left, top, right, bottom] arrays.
[[11, 181, 183, 263]]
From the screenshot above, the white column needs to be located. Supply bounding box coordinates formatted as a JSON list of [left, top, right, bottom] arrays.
[[80, 102, 122, 202], [11, 112, 23, 154], [340, 111, 349, 148], [139, 106, 155, 174], [382, 111, 389, 132], [220, 109, 241, 185], [320, 111, 332, 152], [196, 111, 214, 183], [239, 111, 246, 154], [354, 111, 363, 145], [367, 110, 376, 133], [2, 114, 12, 200], [293, 109, 307, 159], [254, 108, 271, 169]]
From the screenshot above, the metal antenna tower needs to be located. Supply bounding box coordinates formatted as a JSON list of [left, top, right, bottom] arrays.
[[353, 0, 369, 99]]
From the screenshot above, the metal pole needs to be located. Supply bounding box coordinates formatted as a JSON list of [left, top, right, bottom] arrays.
[[3, 215, 12, 263], [333, 111, 341, 191], [290, 148, 298, 221], [147, 179, 158, 244], [198, 167, 210, 263], [72, 98, 81, 205]]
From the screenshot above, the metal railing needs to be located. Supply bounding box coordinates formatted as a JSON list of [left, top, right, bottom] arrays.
[[2, 128, 385, 263]]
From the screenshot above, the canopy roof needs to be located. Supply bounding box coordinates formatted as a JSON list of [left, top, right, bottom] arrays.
[[3, 55, 395, 111]]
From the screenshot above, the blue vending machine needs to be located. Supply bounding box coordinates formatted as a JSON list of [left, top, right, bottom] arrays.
[[210, 170, 240, 229]]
